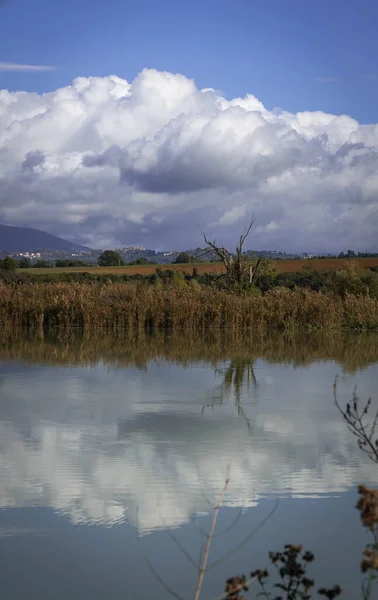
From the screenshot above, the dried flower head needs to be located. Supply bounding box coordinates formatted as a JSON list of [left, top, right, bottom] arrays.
[[225, 575, 248, 599], [250, 568, 268, 582], [318, 584, 342, 599], [269, 551, 281, 564], [284, 544, 303, 553], [361, 547, 378, 573], [357, 485, 378, 530], [303, 551, 315, 563], [301, 576, 314, 591]]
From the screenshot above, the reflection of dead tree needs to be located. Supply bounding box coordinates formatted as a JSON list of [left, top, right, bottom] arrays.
[[222, 360, 258, 403], [136, 464, 278, 600], [200, 216, 262, 290], [237, 403, 251, 434], [202, 360, 259, 433]]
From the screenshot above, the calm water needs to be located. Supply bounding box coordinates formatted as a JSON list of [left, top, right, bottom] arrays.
[[0, 330, 377, 600]]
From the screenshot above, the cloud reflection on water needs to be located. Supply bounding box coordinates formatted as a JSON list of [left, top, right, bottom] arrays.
[[0, 336, 377, 532]]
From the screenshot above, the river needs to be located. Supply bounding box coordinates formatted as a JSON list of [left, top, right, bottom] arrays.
[[0, 329, 377, 600]]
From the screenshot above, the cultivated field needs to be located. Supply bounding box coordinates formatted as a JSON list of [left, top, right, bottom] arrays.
[[18, 257, 378, 276]]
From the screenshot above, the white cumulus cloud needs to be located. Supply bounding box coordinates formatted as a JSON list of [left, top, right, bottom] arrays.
[[0, 68, 378, 250]]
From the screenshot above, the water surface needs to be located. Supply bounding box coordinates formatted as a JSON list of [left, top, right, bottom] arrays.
[[0, 329, 377, 599]]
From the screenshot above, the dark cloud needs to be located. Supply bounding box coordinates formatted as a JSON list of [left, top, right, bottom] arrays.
[[21, 150, 45, 172]]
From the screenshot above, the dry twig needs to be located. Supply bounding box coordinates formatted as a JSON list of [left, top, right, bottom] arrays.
[[334, 376, 378, 462], [193, 463, 232, 600]]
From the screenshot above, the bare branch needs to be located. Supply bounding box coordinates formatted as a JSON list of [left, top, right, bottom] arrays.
[[334, 376, 378, 463], [198, 522, 205, 568], [190, 514, 209, 540], [142, 550, 186, 600], [195, 462, 217, 509], [198, 223, 232, 267], [211, 509, 243, 538], [200, 216, 258, 290], [249, 257, 262, 284], [193, 463, 232, 600], [158, 507, 200, 571], [237, 216, 256, 254], [136, 507, 186, 600], [207, 497, 279, 571]]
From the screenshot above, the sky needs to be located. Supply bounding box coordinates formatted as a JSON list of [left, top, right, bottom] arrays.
[[0, 0, 378, 251]]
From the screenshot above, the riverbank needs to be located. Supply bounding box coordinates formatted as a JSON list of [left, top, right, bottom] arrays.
[[0, 281, 377, 329]]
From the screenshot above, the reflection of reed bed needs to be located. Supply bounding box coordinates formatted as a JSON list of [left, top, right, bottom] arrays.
[[0, 282, 378, 330], [0, 327, 377, 373]]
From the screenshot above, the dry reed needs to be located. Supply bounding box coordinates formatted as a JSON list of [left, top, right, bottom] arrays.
[[0, 281, 377, 330]]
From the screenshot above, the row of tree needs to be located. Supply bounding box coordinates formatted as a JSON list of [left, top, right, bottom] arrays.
[[0, 252, 194, 270], [0, 257, 90, 270], [97, 250, 197, 266]]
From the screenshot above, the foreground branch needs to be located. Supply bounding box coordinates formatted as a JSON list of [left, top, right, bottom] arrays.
[[194, 463, 232, 600], [334, 376, 378, 462]]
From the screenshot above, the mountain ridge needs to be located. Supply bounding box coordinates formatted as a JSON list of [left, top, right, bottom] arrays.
[[0, 224, 92, 253]]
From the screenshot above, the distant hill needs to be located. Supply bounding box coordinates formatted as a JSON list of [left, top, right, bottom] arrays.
[[0, 224, 91, 253]]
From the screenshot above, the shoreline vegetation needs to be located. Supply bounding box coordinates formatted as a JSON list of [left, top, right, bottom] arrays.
[[1, 279, 378, 330], [0, 281, 377, 330], [0, 279, 377, 330], [1, 220, 378, 330]]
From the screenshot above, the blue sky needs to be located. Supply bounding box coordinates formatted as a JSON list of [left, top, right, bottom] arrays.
[[1, 0, 378, 123], [1, 0, 378, 251]]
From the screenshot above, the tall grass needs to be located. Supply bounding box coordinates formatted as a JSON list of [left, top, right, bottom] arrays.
[[0, 281, 377, 330]]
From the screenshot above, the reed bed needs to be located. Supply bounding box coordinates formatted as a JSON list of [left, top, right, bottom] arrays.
[[0, 281, 377, 330]]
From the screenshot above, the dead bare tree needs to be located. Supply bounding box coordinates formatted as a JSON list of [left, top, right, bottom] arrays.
[[202, 359, 259, 433], [200, 216, 262, 290]]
